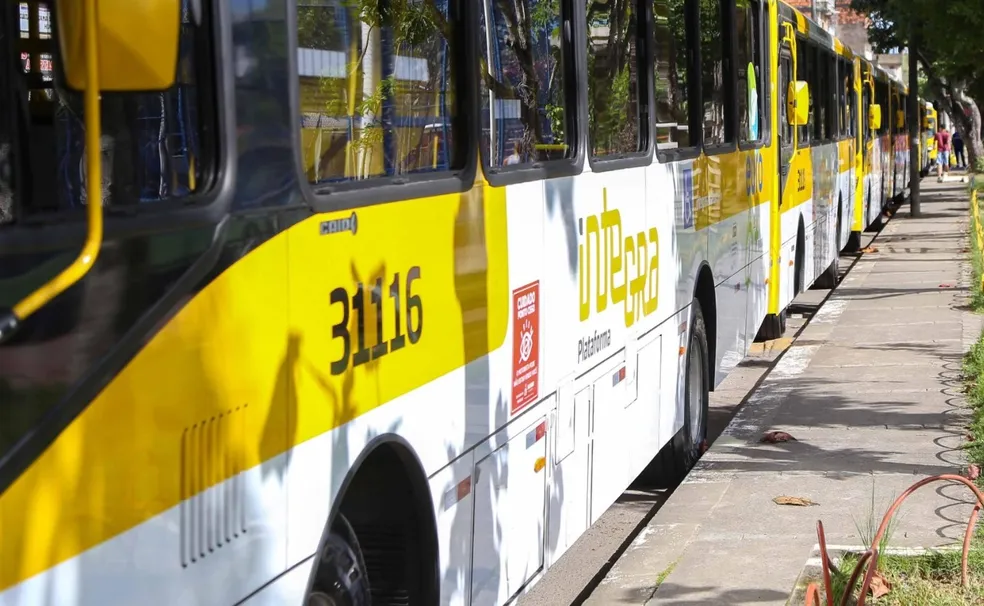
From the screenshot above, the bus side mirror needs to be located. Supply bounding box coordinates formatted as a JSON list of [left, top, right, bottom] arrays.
[[58, 0, 181, 91], [868, 104, 882, 131], [787, 81, 810, 126]]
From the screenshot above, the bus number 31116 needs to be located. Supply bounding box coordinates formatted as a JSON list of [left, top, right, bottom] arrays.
[[329, 266, 423, 375]]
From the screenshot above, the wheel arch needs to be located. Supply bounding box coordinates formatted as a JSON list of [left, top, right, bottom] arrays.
[[304, 433, 440, 603], [692, 261, 716, 389]]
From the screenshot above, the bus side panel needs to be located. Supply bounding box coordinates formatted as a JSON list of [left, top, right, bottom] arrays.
[[0, 232, 293, 606], [706, 152, 749, 379], [839, 139, 855, 251], [867, 137, 884, 228], [778, 140, 814, 311], [808, 142, 839, 285], [745, 161, 773, 351]]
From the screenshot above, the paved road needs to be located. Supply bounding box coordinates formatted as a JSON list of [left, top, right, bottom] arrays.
[[517, 237, 867, 606]]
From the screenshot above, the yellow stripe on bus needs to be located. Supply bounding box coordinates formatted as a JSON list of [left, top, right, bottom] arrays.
[[0, 180, 510, 592]]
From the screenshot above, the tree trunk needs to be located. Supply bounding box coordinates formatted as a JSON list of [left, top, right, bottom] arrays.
[[958, 98, 983, 171], [920, 62, 984, 170], [944, 91, 983, 171]]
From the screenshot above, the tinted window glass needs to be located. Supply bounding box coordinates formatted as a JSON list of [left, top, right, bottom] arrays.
[[811, 46, 825, 141], [586, 0, 643, 157], [796, 39, 810, 147], [779, 53, 793, 148], [736, 0, 766, 144], [844, 59, 852, 137], [653, 0, 692, 150], [479, 0, 571, 167], [875, 79, 888, 135], [0, 0, 215, 226], [297, 0, 462, 183], [699, 0, 727, 145]]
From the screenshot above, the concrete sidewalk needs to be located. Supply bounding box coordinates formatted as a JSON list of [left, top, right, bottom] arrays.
[[586, 178, 983, 605]]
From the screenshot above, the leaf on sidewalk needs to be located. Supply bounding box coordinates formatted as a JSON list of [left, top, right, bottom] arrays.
[[869, 571, 892, 598], [939, 283, 955, 288], [761, 431, 797, 443], [968, 464, 980, 481], [861, 246, 879, 254], [773, 495, 819, 507]]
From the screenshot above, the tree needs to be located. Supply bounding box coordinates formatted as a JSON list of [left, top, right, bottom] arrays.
[[852, 0, 984, 168]]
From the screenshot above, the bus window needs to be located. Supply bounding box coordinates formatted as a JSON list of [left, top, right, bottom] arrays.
[[0, 0, 215, 227], [862, 74, 871, 143], [653, 0, 693, 151], [479, 0, 571, 167], [810, 46, 826, 141], [796, 39, 810, 148], [586, 0, 643, 158], [824, 51, 836, 139], [297, 0, 464, 182], [843, 59, 854, 139], [875, 79, 888, 136], [699, 0, 729, 146], [736, 0, 767, 145]]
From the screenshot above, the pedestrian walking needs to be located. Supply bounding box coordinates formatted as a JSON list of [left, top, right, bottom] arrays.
[[936, 126, 952, 181], [953, 129, 966, 169]]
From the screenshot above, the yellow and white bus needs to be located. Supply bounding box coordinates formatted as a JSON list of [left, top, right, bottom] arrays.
[[851, 57, 913, 242], [0, 1, 919, 604], [919, 101, 939, 175]]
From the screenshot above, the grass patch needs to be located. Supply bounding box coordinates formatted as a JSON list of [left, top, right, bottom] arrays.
[[845, 538, 984, 605], [831, 533, 984, 605]]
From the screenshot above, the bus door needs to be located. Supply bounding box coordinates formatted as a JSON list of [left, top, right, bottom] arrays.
[[778, 43, 794, 204]]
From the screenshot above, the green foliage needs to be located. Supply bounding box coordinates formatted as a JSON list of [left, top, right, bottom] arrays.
[[837, 538, 984, 605], [851, 0, 984, 88]]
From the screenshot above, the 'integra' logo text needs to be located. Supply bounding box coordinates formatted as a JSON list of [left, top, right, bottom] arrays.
[[578, 190, 659, 328]]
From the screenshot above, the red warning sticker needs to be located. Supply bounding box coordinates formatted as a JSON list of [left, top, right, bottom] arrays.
[[512, 281, 540, 415]]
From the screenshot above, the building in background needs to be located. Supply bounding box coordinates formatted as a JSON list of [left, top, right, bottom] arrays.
[[786, 0, 873, 59]]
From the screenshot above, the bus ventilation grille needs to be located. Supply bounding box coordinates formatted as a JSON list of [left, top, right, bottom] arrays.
[[180, 404, 248, 567]]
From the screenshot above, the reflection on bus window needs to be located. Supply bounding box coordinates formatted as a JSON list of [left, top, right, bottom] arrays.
[[296, 0, 462, 184], [586, 0, 642, 158], [736, 0, 766, 144], [653, 0, 691, 150], [479, 0, 570, 167], [699, 0, 727, 146], [0, 0, 213, 227], [796, 40, 810, 148]]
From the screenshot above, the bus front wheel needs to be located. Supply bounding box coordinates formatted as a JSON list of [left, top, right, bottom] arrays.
[[307, 515, 371, 606]]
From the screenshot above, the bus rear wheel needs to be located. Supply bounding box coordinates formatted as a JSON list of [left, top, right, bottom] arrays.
[[307, 515, 371, 606], [639, 300, 710, 487]]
